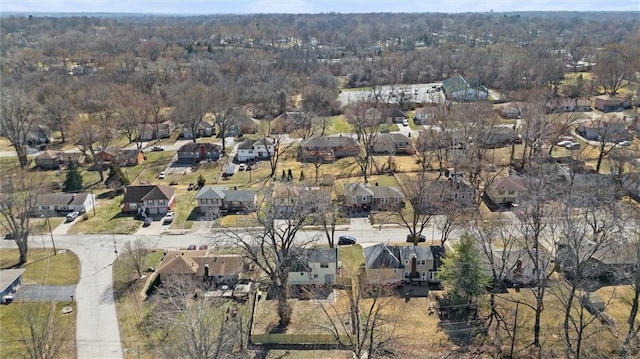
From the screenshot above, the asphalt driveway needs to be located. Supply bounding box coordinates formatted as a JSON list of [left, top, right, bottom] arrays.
[[14, 285, 76, 302]]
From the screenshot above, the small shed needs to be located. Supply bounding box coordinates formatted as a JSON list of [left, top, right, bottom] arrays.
[[0, 269, 25, 303]]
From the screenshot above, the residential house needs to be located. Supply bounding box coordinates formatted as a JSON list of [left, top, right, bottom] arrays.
[[0, 269, 25, 303], [92, 150, 117, 169], [545, 98, 591, 113], [442, 74, 489, 101], [288, 248, 338, 285], [271, 184, 328, 216], [117, 149, 145, 167], [394, 245, 445, 284], [195, 186, 257, 217], [372, 133, 414, 154], [414, 106, 440, 125], [33, 192, 96, 216], [182, 121, 215, 139], [365, 108, 383, 123], [481, 249, 550, 288], [484, 176, 529, 205], [156, 250, 245, 284], [236, 138, 275, 162], [478, 127, 518, 148], [60, 151, 86, 167], [26, 125, 51, 146], [342, 183, 405, 211], [425, 178, 476, 213], [137, 121, 175, 141], [363, 243, 404, 285], [177, 142, 222, 164], [384, 108, 407, 124], [34, 150, 63, 170], [557, 242, 639, 283], [594, 95, 628, 113], [300, 136, 360, 162], [496, 102, 525, 119], [363, 244, 446, 286], [121, 184, 175, 215], [576, 115, 629, 142], [558, 165, 616, 196], [271, 111, 309, 134]]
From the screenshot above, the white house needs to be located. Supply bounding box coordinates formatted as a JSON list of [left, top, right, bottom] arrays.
[[33, 192, 96, 216], [236, 138, 275, 162], [288, 248, 338, 285]]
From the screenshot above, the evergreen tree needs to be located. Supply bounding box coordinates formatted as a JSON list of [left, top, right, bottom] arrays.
[[438, 232, 489, 306], [105, 165, 130, 188], [287, 169, 293, 181], [63, 161, 83, 192], [197, 174, 206, 188], [281, 169, 286, 181], [299, 170, 305, 181]]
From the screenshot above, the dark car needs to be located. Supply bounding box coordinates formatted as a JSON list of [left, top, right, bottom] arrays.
[[338, 235, 357, 245], [143, 217, 153, 227], [406, 233, 427, 243]]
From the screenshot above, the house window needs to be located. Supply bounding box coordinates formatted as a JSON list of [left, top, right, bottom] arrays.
[[421, 271, 427, 279], [508, 191, 515, 195], [404, 271, 410, 278], [419, 260, 426, 266], [300, 273, 304, 275], [320, 263, 329, 268], [429, 272, 437, 280], [313, 274, 319, 279]]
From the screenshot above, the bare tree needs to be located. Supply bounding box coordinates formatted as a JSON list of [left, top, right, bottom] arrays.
[[345, 100, 387, 183], [394, 174, 436, 246], [622, 223, 640, 358], [216, 185, 317, 328], [210, 80, 241, 152], [20, 302, 73, 359], [122, 237, 149, 278], [593, 46, 632, 96], [171, 82, 211, 143], [43, 91, 75, 144], [0, 171, 43, 264], [69, 111, 117, 182], [0, 88, 40, 168], [151, 276, 242, 359], [316, 277, 399, 359], [314, 187, 342, 248]]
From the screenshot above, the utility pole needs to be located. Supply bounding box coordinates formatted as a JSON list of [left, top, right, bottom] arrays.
[[510, 300, 520, 358], [113, 234, 118, 259], [47, 216, 56, 255]]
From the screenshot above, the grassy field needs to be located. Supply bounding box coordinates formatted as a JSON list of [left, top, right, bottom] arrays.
[[0, 302, 77, 359], [67, 194, 141, 234], [0, 248, 80, 285], [113, 249, 165, 359]]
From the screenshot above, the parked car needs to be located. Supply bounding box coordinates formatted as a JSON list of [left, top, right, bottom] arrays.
[[556, 140, 573, 147], [65, 211, 79, 222], [143, 217, 153, 227], [187, 244, 197, 250], [158, 171, 166, 179], [618, 140, 632, 147], [565, 142, 581, 150], [163, 212, 175, 224], [402, 119, 409, 127], [338, 235, 357, 245], [406, 233, 427, 243], [238, 163, 247, 171], [151, 146, 165, 151]]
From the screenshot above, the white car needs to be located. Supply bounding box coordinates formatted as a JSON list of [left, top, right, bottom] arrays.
[[163, 212, 175, 223], [566, 142, 581, 150], [238, 163, 247, 171], [402, 119, 409, 127], [556, 140, 573, 147], [618, 140, 632, 147], [158, 171, 166, 179]]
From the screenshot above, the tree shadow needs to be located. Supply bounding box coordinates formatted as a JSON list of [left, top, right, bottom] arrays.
[[434, 295, 486, 347]]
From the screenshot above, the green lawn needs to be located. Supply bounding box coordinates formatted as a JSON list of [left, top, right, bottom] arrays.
[[0, 248, 80, 285], [0, 302, 77, 359]]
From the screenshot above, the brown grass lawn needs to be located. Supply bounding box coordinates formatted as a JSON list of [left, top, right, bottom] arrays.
[[67, 194, 140, 234], [264, 349, 352, 359], [113, 250, 165, 359], [0, 248, 80, 285], [0, 302, 77, 359]]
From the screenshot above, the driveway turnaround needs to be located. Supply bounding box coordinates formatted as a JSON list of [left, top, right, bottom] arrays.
[[14, 285, 76, 302]]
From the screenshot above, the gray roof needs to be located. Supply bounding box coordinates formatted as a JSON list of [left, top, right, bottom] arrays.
[[373, 133, 410, 145], [238, 138, 273, 150], [195, 186, 256, 202], [364, 243, 402, 269], [37, 193, 89, 207], [0, 269, 25, 292], [123, 185, 174, 203], [301, 136, 359, 149], [290, 248, 337, 272], [343, 183, 373, 197], [195, 186, 226, 200], [370, 186, 404, 199], [395, 245, 434, 261]]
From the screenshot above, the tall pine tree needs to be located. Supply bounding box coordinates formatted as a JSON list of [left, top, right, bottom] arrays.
[[63, 161, 83, 192], [438, 232, 489, 306]]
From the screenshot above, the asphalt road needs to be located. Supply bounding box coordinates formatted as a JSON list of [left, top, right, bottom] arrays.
[[14, 285, 76, 302]]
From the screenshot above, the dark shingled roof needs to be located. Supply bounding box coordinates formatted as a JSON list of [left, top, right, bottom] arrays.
[[123, 185, 175, 203]]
